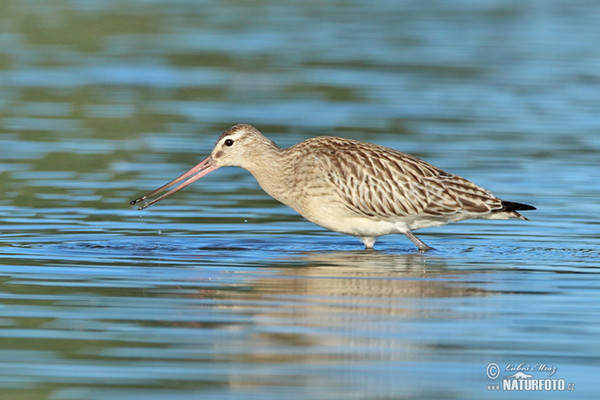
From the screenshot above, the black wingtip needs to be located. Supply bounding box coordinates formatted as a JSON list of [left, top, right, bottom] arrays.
[[501, 200, 536, 211]]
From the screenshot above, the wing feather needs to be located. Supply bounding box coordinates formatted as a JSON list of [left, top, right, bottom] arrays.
[[295, 137, 503, 218]]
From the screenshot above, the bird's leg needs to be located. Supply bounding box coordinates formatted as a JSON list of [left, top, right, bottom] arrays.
[[403, 231, 433, 253], [360, 236, 376, 250]]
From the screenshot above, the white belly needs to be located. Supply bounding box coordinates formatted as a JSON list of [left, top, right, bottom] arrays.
[[291, 194, 495, 238]]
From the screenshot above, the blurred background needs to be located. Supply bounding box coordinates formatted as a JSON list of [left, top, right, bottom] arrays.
[[0, 0, 599, 399]]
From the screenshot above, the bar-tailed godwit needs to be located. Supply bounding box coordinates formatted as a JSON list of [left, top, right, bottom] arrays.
[[131, 124, 535, 251]]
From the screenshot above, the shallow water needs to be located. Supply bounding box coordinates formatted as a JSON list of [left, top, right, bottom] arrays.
[[1, 0, 599, 399]]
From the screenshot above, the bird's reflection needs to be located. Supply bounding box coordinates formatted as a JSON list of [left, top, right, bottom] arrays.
[[198, 249, 494, 370], [254, 249, 491, 301]]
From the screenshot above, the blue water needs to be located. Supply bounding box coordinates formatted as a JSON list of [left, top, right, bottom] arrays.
[[1, 0, 599, 399]]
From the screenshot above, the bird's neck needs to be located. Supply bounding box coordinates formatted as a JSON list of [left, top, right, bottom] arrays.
[[242, 146, 292, 204]]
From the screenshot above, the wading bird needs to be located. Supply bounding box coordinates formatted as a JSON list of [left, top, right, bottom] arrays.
[[131, 124, 535, 251]]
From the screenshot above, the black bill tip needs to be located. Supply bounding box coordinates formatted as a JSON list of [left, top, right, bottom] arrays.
[[130, 197, 146, 205]]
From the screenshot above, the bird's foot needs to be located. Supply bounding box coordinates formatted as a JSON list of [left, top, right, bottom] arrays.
[[417, 245, 434, 253], [403, 231, 433, 253]]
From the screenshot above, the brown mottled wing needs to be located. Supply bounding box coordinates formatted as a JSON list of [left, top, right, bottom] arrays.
[[311, 137, 503, 218]]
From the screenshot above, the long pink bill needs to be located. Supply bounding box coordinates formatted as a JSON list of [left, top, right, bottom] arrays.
[[130, 156, 220, 210]]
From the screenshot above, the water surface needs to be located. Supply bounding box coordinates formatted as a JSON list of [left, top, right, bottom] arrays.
[[1, 1, 599, 399]]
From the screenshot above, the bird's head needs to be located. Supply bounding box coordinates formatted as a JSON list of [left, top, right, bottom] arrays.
[[130, 124, 277, 210], [210, 124, 279, 169]]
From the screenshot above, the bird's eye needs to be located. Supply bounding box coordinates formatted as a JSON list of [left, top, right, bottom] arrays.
[[224, 139, 234, 147]]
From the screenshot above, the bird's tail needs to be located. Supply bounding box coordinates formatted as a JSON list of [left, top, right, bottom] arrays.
[[500, 200, 536, 221]]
